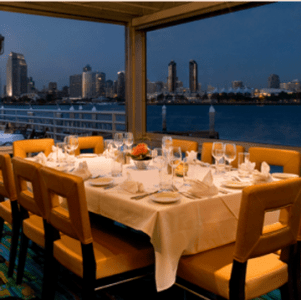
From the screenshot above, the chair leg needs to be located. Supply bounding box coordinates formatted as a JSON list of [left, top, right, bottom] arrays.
[[16, 231, 29, 284], [8, 217, 20, 278], [82, 243, 96, 300], [0, 218, 5, 263]]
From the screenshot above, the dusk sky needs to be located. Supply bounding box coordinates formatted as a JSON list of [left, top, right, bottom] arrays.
[[1, 2, 301, 91]]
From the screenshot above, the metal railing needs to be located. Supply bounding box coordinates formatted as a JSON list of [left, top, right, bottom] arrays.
[[0, 107, 126, 141]]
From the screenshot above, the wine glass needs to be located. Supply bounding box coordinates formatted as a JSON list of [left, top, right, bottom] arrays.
[[124, 132, 134, 150], [168, 146, 182, 189], [114, 132, 124, 150], [224, 143, 236, 172], [212, 142, 224, 174], [64, 135, 79, 156], [56, 142, 66, 166]]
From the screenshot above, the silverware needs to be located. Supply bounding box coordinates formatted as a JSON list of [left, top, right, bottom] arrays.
[[103, 184, 117, 190], [177, 191, 197, 199], [131, 190, 159, 200], [219, 188, 230, 194]]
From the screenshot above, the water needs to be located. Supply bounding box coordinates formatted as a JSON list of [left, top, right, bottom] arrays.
[[1, 103, 301, 147]]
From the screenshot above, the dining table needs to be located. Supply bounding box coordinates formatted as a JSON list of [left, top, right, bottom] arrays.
[[59, 154, 280, 292]]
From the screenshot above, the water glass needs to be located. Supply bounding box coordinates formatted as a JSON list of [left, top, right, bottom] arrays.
[[114, 132, 124, 150], [152, 148, 167, 191], [56, 142, 66, 166], [111, 151, 123, 177], [64, 135, 79, 156], [162, 136, 173, 150], [238, 152, 250, 177], [124, 132, 133, 150], [212, 142, 224, 173], [169, 146, 182, 189]]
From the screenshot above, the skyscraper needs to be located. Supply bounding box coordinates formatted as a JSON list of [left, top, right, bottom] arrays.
[[189, 60, 198, 93], [69, 74, 82, 98], [6, 52, 28, 97], [268, 74, 280, 88], [82, 64, 98, 99], [167, 60, 177, 93], [96, 72, 106, 97]]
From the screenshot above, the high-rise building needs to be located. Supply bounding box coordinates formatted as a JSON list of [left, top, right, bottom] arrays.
[[117, 71, 125, 99], [6, 52, 28, 97], [268, 74, 280, 88], [27, 77, 36, 93], [48, 82, 57, 94], [232, 81, 243, 89], [189, 60, 198, 93], [96, 72, 106, 97], [82, 65, 98, 99], [167, 60, 177, 93], [69, 74, 82, 98]]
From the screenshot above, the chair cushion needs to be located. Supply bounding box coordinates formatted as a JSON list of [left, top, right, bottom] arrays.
[[177, 243, 287, 299], [53, 225, 154, 279], [23, 215, 45, 248], [0, 200, 12, 224]]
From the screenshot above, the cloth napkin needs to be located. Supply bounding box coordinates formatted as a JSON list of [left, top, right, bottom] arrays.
[[239, 159, 256, 174], [119, 172, 145, 194], [32, 152, 47, 165], [47, 146, 76, 163], [71, 161, 92, 181], [252, 161, 273, 184], [185, 150, 198, 164], [188, 170, 219, 198]]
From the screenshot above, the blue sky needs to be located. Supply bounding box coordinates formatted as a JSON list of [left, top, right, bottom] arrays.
[[1, 2, 301, 91]]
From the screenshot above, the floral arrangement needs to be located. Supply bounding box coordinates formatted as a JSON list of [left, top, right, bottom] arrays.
[[128, 143, 151, 160]]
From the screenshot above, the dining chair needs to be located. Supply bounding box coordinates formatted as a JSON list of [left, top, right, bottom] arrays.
[[12, 156, 47, 285], [177, 178, 301, 300], [0, 153, 20, 278], [74, 136, 104, 156], [40, 166, 155, 299], [201, 142, 244, 168], [13, 138, 54, 158], [172, 139, 198, 154], [248, 147, 301, 175]]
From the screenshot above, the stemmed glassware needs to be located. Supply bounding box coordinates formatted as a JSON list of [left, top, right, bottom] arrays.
[[124, 132, 133, 150], [114, 132, 124, 151], [212, 142, 224, 174], [56, 142, 66, 166], [64, 135, 79, 156], [224, 143, 236, 172], [168, 146, 182, 189]]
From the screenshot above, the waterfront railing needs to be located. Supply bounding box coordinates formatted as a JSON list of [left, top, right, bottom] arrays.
[[0, 107, 126, 141]]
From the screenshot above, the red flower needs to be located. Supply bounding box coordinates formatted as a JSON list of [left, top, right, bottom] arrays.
[[130, 143, 149, 159]]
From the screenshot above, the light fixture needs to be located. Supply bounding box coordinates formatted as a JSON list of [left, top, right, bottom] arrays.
[[0, 34, 4, 55]]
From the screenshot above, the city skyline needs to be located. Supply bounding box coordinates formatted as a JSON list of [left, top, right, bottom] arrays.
[[1, 2, 301, 92]]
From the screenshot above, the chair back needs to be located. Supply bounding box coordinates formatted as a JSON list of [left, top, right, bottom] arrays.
[[172, 139, 198, 154], [12, 157, 46, 218], [234, 178, 301, 263], [40, 166, 92, 245], [249, 147, 301, 175], [13, 138, 54, 158], [74, 136, 104, 156], [201, 142, 244, 168], [0, 153, 17, 201]]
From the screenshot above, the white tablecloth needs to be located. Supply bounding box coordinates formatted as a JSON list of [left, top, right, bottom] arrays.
[[72, 157, 280, 291]]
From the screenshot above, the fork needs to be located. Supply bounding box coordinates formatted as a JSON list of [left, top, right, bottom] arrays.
[[131, 190, 159, 200]]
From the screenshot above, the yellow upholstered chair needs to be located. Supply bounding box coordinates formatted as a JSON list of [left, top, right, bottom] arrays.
[[177, 178, 301, 300], [74, 136, 104, 156], [40, 166, 154, 299], [172, 139, 198, 154], [249, 147, 301, 175], [12, 157, 47, 284], [201, 142, 244, 168], [0, 153, 20, 277], [13, 138, 54, 158]]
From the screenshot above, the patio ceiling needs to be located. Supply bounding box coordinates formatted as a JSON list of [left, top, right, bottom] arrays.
[[0, 1, 265, 30]]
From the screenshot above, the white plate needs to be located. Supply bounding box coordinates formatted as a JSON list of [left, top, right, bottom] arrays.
[[221, 181, 251, 189], [150, 192, 181, 203], [78, 153, 98, 158], [272, 173, 299, 179], [88, 177, 114, 186]]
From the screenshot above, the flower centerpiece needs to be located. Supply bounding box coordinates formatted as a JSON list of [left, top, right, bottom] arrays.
[[128, 143, 152, 170]]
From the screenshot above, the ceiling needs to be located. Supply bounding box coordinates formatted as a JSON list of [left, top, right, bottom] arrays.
[[0, 1, 263, 30]]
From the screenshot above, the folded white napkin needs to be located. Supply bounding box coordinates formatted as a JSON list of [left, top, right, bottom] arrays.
[[71, 161, 92, 181], [119, 172, 145, 194], [188, 170, 219, 198], [32, 152, 47, 165], [252, 161, 273, 184], [239, 159, 256, 173], [185, 150, 198, 164], [47, 146, 75, 163]]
